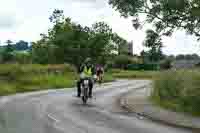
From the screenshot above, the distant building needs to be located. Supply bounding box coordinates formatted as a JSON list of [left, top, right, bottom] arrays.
[[172, 60, 200, 69], [119, 41, 133, 55]]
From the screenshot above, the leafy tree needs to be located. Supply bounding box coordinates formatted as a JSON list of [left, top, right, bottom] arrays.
[[109, 0, 200, 40], [160, 59, 172, 70], [176, 54, 185, 60], [191, 54, 200, 60], [31, 40, 56, 64], [111, 33, 129, 55], [32, 9, 126, 67], [49, 9, 64, 24], [5, 40, 13, 45], [143, 29, 163, 62], [13, 51, 31, 64], [114, 54, 132, 69], [31, 42, 48, 64], [90, 21, 117, 64], [2, 40, 14, 62], [184, 54, 200, 60], [175, 54, 200, 60], [15, 40, 29, 51], [185, 54, 194, 60], [168, 55, 176, 61]]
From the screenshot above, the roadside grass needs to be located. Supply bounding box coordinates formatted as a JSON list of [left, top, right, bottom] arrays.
[[110, 69, 159, 79], [110, 68, 200, 117], [0, 64, 115, 96], [0, 65, 163, 96], [0, 73, 77, 96], [103, 73, 115, 82], [0, 64, 77, 96], [19, 72, 76, 90], [151, 70, 200, 117]]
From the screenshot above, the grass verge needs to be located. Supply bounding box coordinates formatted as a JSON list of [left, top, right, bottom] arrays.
[[0, 65, 161, 96], [0, 64, 115, 96], [0, 73, 77, 96], [110, 69, 159, 79], [151, 70, 200, 117]]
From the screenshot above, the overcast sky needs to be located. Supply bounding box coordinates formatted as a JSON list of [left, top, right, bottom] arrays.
[[0, 0, 200, 55]]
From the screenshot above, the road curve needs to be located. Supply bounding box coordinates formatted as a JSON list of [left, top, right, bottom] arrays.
[[0, 80, 194, 133]]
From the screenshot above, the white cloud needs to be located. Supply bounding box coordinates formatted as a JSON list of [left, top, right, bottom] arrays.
[[0, 0, 18, 29], [0, 0, 199, 55], [0, 13, 16, 29], [163, 31, 200, 55]]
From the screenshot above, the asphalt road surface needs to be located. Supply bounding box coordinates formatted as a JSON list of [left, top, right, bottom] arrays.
[[0, 80, 194, 133]]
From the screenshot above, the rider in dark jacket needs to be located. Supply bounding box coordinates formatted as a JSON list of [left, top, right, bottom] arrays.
[[77, 58, 95, 98]]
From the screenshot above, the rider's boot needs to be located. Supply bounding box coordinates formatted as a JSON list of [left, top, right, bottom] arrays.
[[77, 80, 81, 97], [89, 81, 93, 98]]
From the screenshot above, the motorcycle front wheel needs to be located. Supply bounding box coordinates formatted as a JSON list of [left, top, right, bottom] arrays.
[[82, 87, 88, 104]]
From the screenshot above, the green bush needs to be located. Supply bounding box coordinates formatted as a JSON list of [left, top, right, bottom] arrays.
[[113, 55, 133, 69], [13, 52, 32, 64], [152, 70, 200, 116], [160, 59, 172, 70], [127, 63, 159, 71]]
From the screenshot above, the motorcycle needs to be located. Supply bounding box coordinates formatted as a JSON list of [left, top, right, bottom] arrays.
[[80, 73, 97, 104], [81, 77, 90, 104]]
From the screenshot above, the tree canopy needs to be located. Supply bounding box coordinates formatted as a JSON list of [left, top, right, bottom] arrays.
[[109, 0, 200, 40], [31, 9, 128, 67], [15, 41, 29, 51], [143, 29, 163, 62]]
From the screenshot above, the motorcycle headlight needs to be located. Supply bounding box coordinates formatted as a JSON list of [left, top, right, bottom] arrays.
[[84, 80, 89, 85], [80, 73, 86, 79]]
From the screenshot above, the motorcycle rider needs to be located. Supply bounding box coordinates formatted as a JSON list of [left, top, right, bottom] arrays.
[[77, 58, 95, 98], [96, 64, 104, 84]]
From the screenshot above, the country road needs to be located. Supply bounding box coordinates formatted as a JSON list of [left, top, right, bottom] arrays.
[[0, 80, 194, 133]]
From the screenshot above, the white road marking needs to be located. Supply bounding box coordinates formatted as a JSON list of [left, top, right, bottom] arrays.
[[47, 113, 60, 123]]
